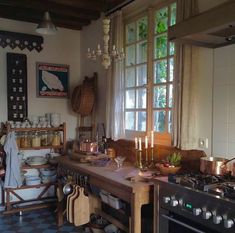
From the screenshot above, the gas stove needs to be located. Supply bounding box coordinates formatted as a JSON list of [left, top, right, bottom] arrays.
[[154, 174, 235, 233], [169, 173, 235, 198]]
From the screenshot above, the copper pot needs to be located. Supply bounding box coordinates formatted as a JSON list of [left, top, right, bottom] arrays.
[[200, 157, 235, 175], [200, 157, 228, 175]]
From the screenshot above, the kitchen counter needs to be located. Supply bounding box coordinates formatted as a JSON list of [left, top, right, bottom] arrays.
[[56, 156, 153, 233]]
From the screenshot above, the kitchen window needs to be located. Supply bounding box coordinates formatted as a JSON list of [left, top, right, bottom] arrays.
[[124, 1, 176, 145]]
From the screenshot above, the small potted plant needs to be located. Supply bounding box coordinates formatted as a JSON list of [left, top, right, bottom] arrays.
[[157, 152, 182, 175]]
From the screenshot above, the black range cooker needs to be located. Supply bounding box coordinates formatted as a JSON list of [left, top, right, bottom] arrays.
[[154, 174, 235, 233]]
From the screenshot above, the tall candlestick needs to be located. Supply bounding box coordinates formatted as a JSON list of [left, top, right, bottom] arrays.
[[145, 136, 148, 149], [138, 138, 142, 151], [151, 130, 154, 148], [135, 137, 138, 150]]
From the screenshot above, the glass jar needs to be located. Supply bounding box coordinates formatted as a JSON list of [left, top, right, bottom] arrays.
[[52, 131, 61, 146], [41, 131, 49, 146], [20, 132, 31, 148], [15, 132, 22, 148], [31, 131, 41, 147]]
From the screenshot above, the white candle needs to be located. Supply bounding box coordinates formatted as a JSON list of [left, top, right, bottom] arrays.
[[151, 131, 154, 148], [145, 136, 148, 149], [138, 137, 142, 151], [134, 137, 138, 150]]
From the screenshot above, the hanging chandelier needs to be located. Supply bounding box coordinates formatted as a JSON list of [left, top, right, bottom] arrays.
[[87, 18, 125, 69]]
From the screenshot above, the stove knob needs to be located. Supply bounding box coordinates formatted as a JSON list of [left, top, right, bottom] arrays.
[[224, 219, 234, 229], [213, 215, 222, 225], [170, 199, 179, 207], [202, 211, 212, 220], [193, 208, 202, 216], [163, 196, 171, 204]]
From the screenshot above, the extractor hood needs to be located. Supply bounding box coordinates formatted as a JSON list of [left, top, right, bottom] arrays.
[[168, 1, 235, 48]]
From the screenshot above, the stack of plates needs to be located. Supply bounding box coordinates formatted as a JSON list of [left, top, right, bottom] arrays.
[[26, 156, 47, 165]]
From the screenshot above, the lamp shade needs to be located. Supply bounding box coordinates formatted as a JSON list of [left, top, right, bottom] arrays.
[[36, 11, 57, 35]]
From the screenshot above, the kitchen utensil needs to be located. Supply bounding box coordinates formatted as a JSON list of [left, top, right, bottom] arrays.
[[63, 182, 73, 195], [74, 187, 90, 226], [200, 157, 228, 175]]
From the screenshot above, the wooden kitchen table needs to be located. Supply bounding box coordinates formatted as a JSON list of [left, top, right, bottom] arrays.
[[56, 156, 153, 233]]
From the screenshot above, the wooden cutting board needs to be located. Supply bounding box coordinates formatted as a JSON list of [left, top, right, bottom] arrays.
[[68, 185, 80, 223], [66, 185, 76, 222], [74, 187, 90, 226]]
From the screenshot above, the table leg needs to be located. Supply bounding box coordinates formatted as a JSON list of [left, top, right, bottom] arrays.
[[131, 191, 150, 233]]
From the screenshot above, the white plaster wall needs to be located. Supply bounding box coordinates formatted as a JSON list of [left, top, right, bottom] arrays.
[[0, 18, 81, 139], [80, 17, 107, 133], [197, 48, 213, 155], [213, 44, 235, 159]]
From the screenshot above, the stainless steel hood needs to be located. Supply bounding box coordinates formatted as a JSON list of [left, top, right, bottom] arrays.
[[168, 1, 235, 48]]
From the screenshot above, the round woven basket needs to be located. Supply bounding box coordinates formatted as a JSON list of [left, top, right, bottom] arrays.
[[71, 84, 95, 116]]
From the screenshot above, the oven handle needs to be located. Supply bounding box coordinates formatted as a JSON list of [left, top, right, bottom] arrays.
[[161, 214, 205, 233]]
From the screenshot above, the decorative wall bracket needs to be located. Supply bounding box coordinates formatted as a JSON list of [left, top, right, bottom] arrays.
[[0, 30, 43, 52]]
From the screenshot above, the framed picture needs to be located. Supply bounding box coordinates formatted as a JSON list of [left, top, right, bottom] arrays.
[[36, 62, 69, 98]]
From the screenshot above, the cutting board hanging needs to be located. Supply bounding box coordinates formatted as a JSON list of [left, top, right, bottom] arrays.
[[73, 187, 90, 226]]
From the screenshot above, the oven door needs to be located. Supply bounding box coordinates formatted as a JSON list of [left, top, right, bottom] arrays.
[[159, 209, 219, 233]]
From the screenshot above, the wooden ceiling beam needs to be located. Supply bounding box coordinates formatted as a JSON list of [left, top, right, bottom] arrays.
[[0, 0, 100, 20], [47, 0, 106, 11], [0, 7, 84, 30]]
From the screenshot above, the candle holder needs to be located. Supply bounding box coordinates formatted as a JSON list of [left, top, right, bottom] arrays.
[[135, 149, 139, 167], [148, 147, 155, 169], [144, 148, 149, 169], [138, 150, 144, 170]]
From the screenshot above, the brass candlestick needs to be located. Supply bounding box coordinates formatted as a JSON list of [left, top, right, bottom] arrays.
[[135, 149, 139, 167], [144, 148, 149, 169], [138, 150, 144, 170], [148, 147, 155, 169]]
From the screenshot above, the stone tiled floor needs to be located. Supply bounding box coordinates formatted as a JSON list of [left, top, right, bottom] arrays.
[[0, 208, 86, 233]]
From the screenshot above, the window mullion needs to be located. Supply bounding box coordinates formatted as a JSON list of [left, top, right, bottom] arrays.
[[147, 7, 154, 134]]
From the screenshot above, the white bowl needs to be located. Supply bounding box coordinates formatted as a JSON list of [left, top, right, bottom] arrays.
[[40, 168, 56, 176], [26, 176, 41, 186]]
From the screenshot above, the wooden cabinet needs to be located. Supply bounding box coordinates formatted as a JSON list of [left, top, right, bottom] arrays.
[[2, 122, 66, 214]]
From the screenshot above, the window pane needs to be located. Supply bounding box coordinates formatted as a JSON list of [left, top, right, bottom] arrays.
[[154, 34, 167, 59], [155, 7, 168, 34], [137, 65, 147, 86], [126, 45, 135, 66], [126, 22, 136, 44], [170, 3, 177, 26], [137, 17, 148, 40], [154, 110, 166, 132], [137, 41, 147, 64], [126, 90, 135, 108], [125, 67, 135, 87], [169, 57, 174, 81], [153, 85, 166, 108], [136, 111, 146, 131], [169, 42, 175, 55], [168, 110, 172, 133], [154, 59, 167, 84], [137, 88, 146, 108], [169, 84, 173, 108], [125, 112, 135, 130]]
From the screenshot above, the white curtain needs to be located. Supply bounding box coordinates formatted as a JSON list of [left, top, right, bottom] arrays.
[[173, 0, 199, 149], [106, 11, 125, 140]]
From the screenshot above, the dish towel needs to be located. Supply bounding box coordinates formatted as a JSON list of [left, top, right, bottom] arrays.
[[4, 131, 22, 188]]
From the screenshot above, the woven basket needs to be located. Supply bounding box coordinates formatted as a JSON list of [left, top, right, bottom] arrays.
[[71, 84, 95, 116]]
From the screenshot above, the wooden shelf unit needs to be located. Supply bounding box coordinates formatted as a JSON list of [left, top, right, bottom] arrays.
[[2, 122, 66, 214]]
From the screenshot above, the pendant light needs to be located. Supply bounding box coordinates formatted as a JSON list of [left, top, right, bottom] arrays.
[[36, 11, 57, 35]]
